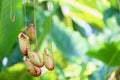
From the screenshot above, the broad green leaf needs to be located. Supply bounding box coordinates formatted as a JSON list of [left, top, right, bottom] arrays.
[[0, 0, 23, 69], [60, 0, 105, 30], [0, 1, 1, 10], [87, 42, 120, 66]]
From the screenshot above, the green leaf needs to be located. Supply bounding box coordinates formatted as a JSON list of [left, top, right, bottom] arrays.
[[60, 0, 105, 30], [38, 15, 52, 48], [72, 16, 92, 37], [55, 64, 66, 80], [87, 42, 120, 66], [0, 63, 33, 80], [0, 0, 23, 69], [52, 16, 89, 63], [109, 0, 119, 10], [89, 65, 107, 80], [103, 7, 120, 29], [6, 45, 23, 67]]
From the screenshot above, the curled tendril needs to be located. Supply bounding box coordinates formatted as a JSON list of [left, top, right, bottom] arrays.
[[10, 0, 15, 22], [11, 16, 15, 22]]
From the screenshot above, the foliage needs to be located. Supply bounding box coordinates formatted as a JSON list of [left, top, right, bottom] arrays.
[[0, 0, 120, 80]]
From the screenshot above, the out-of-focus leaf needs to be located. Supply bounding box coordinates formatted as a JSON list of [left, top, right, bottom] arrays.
[[60, 0, 105, 30], [52, 16, 89, 63], [79, 62, 96, 80], [103, 7, 120, 30], [1, 44, 23, 71], [77, 0, 110, 12], [80, 63, 88, 80], [87, 42, 120, 66], [109, 0, 119, 10], [0, 0, 2, 16], [72, 16, 92, 37], [64, 63, 81, 80], [0, 0, 23, 69], [6, 44, 23, 67], [89, 64, 115, 80], [38, 14, 52, 48], [89, 65, 107, 80], [55, 64, 66, 80], [0, 63, 33, 80]]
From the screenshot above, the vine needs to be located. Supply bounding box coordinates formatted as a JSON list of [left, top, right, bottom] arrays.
[[18, 0, 54, 77], [10, 0, 15, 22]]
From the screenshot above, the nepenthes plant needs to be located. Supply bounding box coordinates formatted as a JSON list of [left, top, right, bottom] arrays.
[[17, 0, 54, 77]]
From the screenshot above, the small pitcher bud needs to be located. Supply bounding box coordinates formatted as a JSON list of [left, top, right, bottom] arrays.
[[18, 33, 30, 56], [27, 24, 36, 41], [24, 58, 41, 77], [43, 49, 54, 71], [29, 52, 44, 67]]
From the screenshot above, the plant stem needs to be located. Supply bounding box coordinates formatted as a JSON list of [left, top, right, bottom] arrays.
[[34, 0, 38, 52], [117, 0, 120, 13], [24, 0, 27, 26]]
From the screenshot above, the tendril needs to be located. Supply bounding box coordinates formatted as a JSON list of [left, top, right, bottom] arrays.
[[24, 0, 27, 26], [49, 1, 53, 54], [33, 0, 38, 52], [10, 0, 15, 22]]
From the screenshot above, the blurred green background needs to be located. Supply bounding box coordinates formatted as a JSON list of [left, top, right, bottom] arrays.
[[0, 0, 120, 80]]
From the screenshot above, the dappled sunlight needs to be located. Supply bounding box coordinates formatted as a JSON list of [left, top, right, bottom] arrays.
[[0, 0, 120, 80]]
